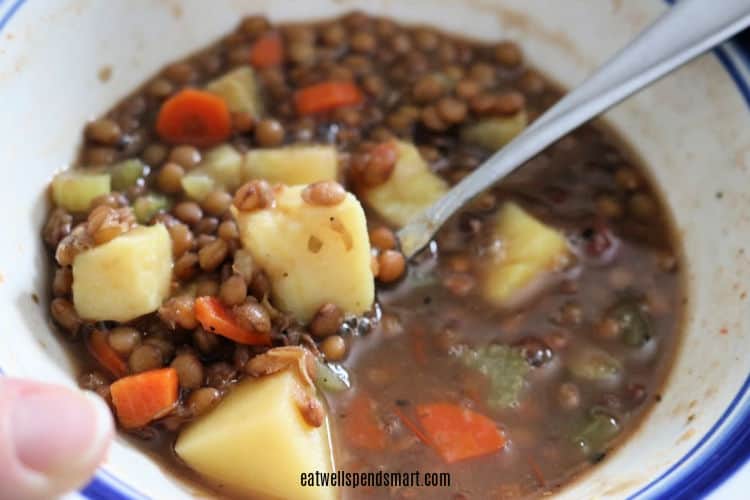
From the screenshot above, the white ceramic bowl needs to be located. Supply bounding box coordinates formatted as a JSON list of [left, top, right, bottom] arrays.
[[1, 0, 749, 498]]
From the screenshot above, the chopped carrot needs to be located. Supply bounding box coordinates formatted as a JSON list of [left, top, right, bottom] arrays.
[[249, 32, 284, 68], [87, 329, 128, 378], [194, 296, 272, 346], [110, 368, 178, 428], [343, 393, 387, 450], [294, 81, 364, 115], [416, 403, 506, 463], [393, 405, 432, 447], [156, 89, 231, 147]]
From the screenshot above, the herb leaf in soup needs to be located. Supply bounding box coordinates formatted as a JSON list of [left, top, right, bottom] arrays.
[[462, 344, 530, 409]]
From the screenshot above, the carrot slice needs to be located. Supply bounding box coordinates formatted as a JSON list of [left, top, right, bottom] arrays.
[[87, 329, 128, 378], [194, 296, 272, 346], [156, 89, 231, 147], [110, 368, 178, 428], [344, 393, 387, 450], [294, 81, 364, 115], [416, 403, 506, 463], [249, 32, 284, 68]]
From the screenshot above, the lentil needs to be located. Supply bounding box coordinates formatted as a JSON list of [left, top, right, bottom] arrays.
[[377, 250, 406, 283], [159, 296, 198, 330], [174, 251, 199, 280], [217, 220, 239, 241], [233, 180, 274, 212], [128, 344, 163, 373], [233, 299, 271, 334], [188, 387, 223, 417], [169, 145, 202, 169], [301, 181, 346, 206], [171, 353, 205, 389], [168, 223, 194, 258], [220, 274, 248, 306], [108, 327, 142, 357], [201, 190, 233, 216], [86, 119, 122, 146], [255, 119, 285, 147], [173, 201, 203, 225], [369, 226, 397, 251], [50, 298, 81, 335], [310, 303, 344, 338], [321, 335, 347, 361], [198, 238, 229, 271], [52, 267, 73, 297]]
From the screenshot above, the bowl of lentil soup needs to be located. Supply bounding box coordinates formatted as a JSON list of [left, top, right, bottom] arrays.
[[1, 0, 750, 498]]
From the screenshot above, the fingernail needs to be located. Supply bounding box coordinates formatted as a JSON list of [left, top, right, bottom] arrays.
[[11, 387, 114, 474]]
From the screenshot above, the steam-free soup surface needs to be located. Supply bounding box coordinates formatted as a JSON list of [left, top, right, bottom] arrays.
[[43, 11, 682, 499]]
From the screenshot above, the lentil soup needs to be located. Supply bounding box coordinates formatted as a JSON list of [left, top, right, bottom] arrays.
[[42, 11, 683, 499]]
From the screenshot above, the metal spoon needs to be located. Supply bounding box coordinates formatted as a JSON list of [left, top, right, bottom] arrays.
[[398, 0, 750, 258]]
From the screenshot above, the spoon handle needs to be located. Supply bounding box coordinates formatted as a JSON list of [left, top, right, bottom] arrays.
[[398, 0, 750, 258]]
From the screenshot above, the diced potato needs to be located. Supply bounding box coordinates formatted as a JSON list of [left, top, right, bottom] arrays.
[[362, 141, 448, 227], [52, 171, 111, 213], [461, 111, 527, 150], [205, 66, 263, 118], [181, 144, 243, 201], [72, 224, 173, 322], [200, 144, 244, 189], [175, 370, 335, 500], [482, 202, 570, 307], [233, 185, 373, 322], [242, 145, 338, 185]]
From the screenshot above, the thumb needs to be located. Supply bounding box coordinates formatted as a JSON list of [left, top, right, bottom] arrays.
[[0, 378, 114, 500]]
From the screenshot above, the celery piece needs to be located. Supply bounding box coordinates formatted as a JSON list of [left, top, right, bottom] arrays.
[[567, 346, 622, 382], [181, 173, 216, 202], [608, 299, 653, 347], [52, 171, 111, 212], [110, 159, 145, 191], [134, 194, 170, 224], [315, 360, 350, 393], [460, 111, 527, 151], [461, 344, 530, 409], [572, 411, 621, 458]]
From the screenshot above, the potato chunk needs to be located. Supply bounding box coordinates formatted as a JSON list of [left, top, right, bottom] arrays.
[[72, 224, 172, 322], [460, 111, 527, 151], [205, 66, 263, 118], [181, 144, 243, 200], [175, 370, 335, 500], [362, 141, 448, 227], [242, 145, 338, 185], [52, 171, 111, 213], [233, 185, 373, 322], [483, 202, 570, 307]]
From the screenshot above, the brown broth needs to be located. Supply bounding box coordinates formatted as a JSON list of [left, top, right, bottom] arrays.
[[42, 11, 684, 500]]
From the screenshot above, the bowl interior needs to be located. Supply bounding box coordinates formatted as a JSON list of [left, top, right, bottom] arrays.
[[1, 0, 749, 498]]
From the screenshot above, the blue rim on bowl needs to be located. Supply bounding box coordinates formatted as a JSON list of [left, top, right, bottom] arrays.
[[0, 0, 748, 498]]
